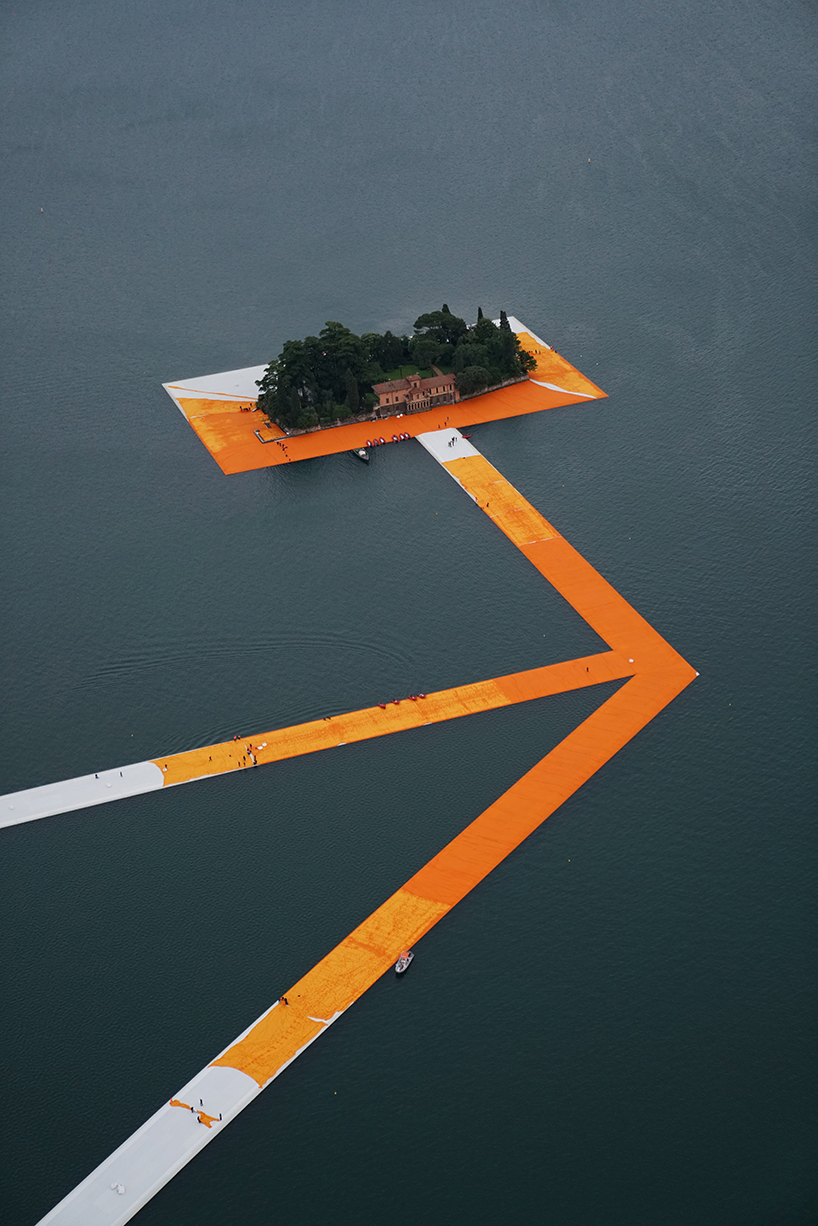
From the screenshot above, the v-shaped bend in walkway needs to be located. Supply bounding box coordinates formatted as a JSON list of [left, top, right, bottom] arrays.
[[213, 436, 696, 1089], [35, 431, 696, 1226]]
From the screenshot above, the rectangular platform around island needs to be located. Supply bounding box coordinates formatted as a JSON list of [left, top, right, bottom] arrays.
[[162, 319, 606, 474]]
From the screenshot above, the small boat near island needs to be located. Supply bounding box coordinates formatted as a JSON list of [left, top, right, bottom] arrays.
[[351, 448, 369, 463], [395, 949, 414, 974]]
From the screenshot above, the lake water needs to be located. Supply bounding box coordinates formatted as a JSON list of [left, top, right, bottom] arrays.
[[1, 2, 816, 1223]]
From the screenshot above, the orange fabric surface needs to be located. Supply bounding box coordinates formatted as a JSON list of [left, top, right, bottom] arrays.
[[212, 890, 450, 1085], [155, 651, 633, 787], [443, 454, 559, 544], [403, 666, 692, 908], [522, 537, 684, 668], [208, 446, 695, 1090], [515, 331, 603, 398], [445, 453, 689, 671], [173, 398, 270, 422], [213, 668, 691, 1086], [169, 1099, 220, 1128]]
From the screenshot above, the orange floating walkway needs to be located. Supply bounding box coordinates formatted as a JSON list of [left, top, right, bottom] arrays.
[[164, 320, 605, 474], [211, 433, 695, 1088], [36, 427, 696, 1226], [153, 651, 635, 789], [1, 654, 631, 828]]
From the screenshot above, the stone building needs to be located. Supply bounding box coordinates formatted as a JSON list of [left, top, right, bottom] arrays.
[[372, 370, 459, 416]]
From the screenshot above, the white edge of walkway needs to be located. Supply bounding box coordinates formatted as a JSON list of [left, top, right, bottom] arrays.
[[416, 429, 480, 500], [529, 377, 597, 398], [495, 315, 550, 348], [162, 364, 268, 416], [0, 763, 164, 829], [37, 1003, 346, 1226], [415, 428, 479, 465]]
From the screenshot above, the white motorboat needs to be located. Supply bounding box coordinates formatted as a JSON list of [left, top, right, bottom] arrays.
[[394, 949, 414, 974], [351, 448, 369, 463]]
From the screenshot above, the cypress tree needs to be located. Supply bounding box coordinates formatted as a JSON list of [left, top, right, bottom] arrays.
[[345, 368, 360, 415], [477, 306, 484, 320]]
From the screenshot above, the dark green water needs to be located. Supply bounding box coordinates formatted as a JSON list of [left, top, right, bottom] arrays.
[[1, 2, 815, 1223]]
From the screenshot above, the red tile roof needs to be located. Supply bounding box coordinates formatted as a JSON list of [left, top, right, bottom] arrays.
[[372, 372, 455, 394]]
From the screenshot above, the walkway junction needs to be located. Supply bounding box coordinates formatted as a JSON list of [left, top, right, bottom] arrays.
[[7, 323, 696, 1225]]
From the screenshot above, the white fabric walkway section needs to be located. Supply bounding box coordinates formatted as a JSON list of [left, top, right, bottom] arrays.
[[0, 763, 164, 829], [37, 997, 345, 1226], [162, 364, 267, 414], [38, 1067, 258, 1226], [415, 428, 479, 466], [529, 378, 596, 398], [494, 314, 549, 348]]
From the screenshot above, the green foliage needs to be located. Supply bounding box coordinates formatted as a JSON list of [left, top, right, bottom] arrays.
[[362, 329, 409, 372], [345, 367, 360, 415], [453, 342, 490, 372], [409, 334, 440, 370], [255, 304, 534, 429], [457, 365, 492, 395], [413, 308, 467, 347]]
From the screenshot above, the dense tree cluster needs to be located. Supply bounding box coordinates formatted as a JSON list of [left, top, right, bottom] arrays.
[[256, 306, 535, 429]]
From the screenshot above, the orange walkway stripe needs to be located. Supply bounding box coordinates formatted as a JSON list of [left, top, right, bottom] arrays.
[[212, 889, 450, 1085], [154, 651, 633, 787], [209, 440, 695, 1090]]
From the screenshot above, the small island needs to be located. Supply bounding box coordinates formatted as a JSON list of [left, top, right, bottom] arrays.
[[255, 306, 536, 432]]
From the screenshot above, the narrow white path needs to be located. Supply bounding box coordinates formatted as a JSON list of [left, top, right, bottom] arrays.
[[35, 982, 345, 1222], [415, 427, 478, 464], [38, 1066, 260, 1226], [0, 763, 164, 829]]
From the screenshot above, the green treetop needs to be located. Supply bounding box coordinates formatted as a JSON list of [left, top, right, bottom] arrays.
[[256, 305, 535, 429]]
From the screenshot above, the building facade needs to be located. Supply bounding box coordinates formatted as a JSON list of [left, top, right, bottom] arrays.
[[372, 370, 459, 416]]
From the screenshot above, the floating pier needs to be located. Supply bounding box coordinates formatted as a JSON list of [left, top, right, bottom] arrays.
[[34, 424, 695, 1225], [162, 319, 605, 474], [1, 654, 632, 828]]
